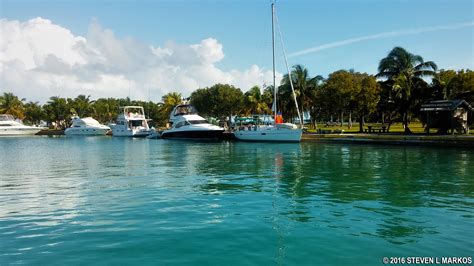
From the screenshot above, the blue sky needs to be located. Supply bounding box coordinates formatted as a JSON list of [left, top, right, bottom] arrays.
[[1, 0, 473, 101]]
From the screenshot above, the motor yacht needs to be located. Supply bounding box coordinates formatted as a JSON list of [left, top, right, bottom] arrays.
[[111, 106, 151, 137], [65, 116, 110, 135], [0, 114, 45, 136], [161, 104, 224, 140]]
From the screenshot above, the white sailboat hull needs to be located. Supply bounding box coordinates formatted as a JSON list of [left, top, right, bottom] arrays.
[[234, 127, 302, 142]]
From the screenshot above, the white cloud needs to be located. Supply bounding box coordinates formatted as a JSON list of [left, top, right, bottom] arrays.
[[0, 17, 276, 102], [289, 21, 474, 58]]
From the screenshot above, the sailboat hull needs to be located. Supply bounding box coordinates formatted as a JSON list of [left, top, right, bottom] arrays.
[[233, 128, 302, 142]]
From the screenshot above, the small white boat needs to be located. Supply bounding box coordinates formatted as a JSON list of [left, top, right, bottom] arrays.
[[0, 114, 45, 136], [65, 116, 110, 136], [161, 104, 224, 140], [111, 106, 152, 137]]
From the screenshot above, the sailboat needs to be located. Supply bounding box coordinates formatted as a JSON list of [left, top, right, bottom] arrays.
[[233, 3, 302, 143]]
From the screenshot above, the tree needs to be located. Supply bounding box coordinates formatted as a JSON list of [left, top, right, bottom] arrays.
[[92, 98, 120, 123], [70, 95, 94, 117], [191, 84, 244, 119], [280, 64, 323, 123], [243, 86, 271, 115], [0, 92, 25, 119], [377, 47, 437, 133], [160, 92, 182, 123], [432, 69, 474, 104], [320, 70, 353, 126], [351, 75, 380, 132], [43, 96, 70, 129], [24, 102, 45, 125]]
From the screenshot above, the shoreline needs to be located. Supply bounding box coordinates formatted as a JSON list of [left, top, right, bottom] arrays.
[[302, 133, 474, 147], [34, 129, 474, 147]]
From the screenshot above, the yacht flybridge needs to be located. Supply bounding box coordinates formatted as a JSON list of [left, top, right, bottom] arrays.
[[0, 114, 45, 136], [160, 104, 224, 140], [111, 106, 151, 137], [233, 3, 302, 143], [65, 116, 110, 135]]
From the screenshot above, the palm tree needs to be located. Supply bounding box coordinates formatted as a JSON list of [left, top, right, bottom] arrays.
[[43, 96, 70, 129], [71, 95, 94, 117], [0, 92, 26, 119], [243, 86, 271, 115], [24, 101, 45, 125], [92, 98, 119, 123], [281, 64, 323, 123], [377, 47, 437, 134], [160, 92, 182, 121]]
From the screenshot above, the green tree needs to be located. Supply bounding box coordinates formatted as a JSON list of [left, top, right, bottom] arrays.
[[43, 96, 70, 129], [0, 92, 25, 119], [280, 64, 323, 123], [70, 95, 94, 117], [24, 101, 45, 125], [160, 92, 182, 123], [243, 86, 271, 115], [92, 98, 120, 123], [320, 70, 353, 126], [432, 69, 474, 104], [351, 75, 380, 132], [377, 47, 437, 133], [191, 84, 244, 119]]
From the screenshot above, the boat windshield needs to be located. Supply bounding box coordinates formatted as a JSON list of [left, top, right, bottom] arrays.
[[130, 120, 145, 127], [188, 120, 208, 124], [0, 114, 15, 121], [173, 105, 197, 116]]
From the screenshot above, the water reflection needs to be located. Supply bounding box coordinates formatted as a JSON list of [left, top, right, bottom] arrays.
[[1, 137, 473, 264], [191, 142, 473, 244]]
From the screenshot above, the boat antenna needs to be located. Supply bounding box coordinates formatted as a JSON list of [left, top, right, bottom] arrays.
[[274, 7, 303, 128], [271, 3, 277, 122]]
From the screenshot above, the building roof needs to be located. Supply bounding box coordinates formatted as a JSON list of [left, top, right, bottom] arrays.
[[420, 100, 473, 112]]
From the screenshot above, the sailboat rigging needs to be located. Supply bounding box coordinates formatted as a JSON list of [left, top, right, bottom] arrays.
[[233, 3, 303, 142]]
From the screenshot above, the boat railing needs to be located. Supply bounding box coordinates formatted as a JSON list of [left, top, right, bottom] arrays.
[[0, 114, 15, 121]]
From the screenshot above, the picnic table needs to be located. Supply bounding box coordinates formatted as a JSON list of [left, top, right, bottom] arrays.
[[365, 125, 388, 133]]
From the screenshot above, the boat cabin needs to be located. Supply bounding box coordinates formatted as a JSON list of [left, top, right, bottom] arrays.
[[169, 104, 198, 125]]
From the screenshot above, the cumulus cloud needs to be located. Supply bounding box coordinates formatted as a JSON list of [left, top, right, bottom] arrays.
[[0, 17, 276, 102]]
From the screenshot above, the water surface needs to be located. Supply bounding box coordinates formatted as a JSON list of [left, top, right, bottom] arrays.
[[1, 137, 473, 265]]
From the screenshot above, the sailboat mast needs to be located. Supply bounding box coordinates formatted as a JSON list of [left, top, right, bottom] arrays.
[[271, 3, 276, 121]]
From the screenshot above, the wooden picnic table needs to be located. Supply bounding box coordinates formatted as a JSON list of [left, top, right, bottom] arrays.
[[366, 125, 388, 133]]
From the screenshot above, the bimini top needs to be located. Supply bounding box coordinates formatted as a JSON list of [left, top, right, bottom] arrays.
[[420, 100, 473, 112], [118, 106, 146, 120]]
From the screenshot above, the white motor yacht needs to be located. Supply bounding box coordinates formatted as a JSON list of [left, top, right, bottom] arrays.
[[65, 116, 110, 136], [0, 114, 45, 136], [111, 106, 151, 137], [161, 104, 224, 140]]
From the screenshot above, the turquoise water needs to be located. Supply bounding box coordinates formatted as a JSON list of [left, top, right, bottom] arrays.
[[0, 137, 473, 265]]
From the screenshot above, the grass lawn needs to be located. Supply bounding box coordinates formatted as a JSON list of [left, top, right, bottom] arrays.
[[306, 122, 473, 135]]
